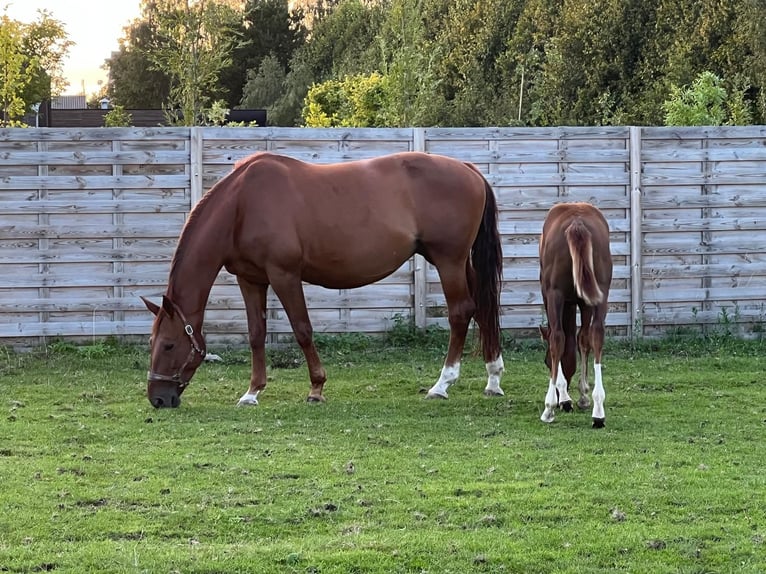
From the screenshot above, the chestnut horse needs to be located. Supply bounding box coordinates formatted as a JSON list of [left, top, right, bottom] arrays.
[[538, 202, 612, 427], [141, 151, 504, 408]]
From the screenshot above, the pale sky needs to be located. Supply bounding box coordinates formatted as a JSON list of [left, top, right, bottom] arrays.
[[4, 0, 142, 95]]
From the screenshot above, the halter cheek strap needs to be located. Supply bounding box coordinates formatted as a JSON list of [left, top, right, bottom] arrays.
[[147, 305, 206, 388]]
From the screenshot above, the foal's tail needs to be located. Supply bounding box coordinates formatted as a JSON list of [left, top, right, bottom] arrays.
[[470, 177, 503, 362], [565, 218, 604, 306]]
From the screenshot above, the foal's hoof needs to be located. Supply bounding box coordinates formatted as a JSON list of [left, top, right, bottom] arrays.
[[483, 388, 505, 397], [592, 417, 606, 429], [237, 394, 259, 407], [306, 395, 326, 403], [425, 392, 448, 400], [577, 398, 591, 410], [560, 400, 573, 413]]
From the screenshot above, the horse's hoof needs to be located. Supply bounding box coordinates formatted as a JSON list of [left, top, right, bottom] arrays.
[[577, 398, 591, 410], [306, 395, 326, 403], [560, 400, 573, 413], [540, 411, 555, 424], [483, 388, 505, 397], [237, 398, 259, 407], [425, 392, 448, 400], [592, 417, 606, 429]]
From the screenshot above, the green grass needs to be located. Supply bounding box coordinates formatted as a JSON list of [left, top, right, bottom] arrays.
[[1, 334, 765, 573]]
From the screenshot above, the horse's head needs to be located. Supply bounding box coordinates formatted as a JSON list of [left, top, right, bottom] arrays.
[[142, 295, 206, 408], [538, 325, 552, 370]]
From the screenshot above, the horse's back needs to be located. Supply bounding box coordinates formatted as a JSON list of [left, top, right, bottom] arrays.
[[227, 152, 488, 288]]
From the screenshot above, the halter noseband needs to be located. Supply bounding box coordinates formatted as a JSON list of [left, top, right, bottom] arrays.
[[147, 304, 206, 390]]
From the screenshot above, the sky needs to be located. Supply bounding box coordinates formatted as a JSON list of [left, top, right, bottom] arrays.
[[4, 0, 142, 95]]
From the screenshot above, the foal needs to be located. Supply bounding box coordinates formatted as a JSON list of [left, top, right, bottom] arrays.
[[538, 202, 612, 427]]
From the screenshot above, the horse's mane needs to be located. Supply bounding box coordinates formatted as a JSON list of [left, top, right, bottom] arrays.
[[167, 155, 263, 285]]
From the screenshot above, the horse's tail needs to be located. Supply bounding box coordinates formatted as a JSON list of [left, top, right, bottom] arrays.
[[470, 177, 503, 362], [565, 218, 603, 306]]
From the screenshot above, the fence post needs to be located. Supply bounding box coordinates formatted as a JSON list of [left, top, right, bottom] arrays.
[[629, 126, 643, 338], [190, 127, 203, 206], [412, 128, 427, 329]]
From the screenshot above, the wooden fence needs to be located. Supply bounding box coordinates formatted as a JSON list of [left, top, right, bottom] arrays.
[[2, 125, 766, 347]]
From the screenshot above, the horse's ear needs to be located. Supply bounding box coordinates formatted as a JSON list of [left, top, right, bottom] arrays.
[[141, 296, 160, 316], [161, 295, 175, 318]]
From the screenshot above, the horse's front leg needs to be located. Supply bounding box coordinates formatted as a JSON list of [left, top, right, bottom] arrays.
[[269, 271, 327, 402], [236, 278, 268, 406]]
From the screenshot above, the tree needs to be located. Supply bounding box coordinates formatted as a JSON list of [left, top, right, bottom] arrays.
[[0, 8, 71, 125], [148, 0, 240, 125], [272, 0, 382, 125], [20, 10, 73, 103], [239, 53, 287, 123], [105, 17, 172, 108], [0, 12, 34, 125], [219, 0, 307, 108]]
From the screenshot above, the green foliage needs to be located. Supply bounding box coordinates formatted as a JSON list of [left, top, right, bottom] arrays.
[[663, 71, 729, 126], [302, 72, 388, 127], [101, 0, 766, 126], [102, 105, 133, 127]]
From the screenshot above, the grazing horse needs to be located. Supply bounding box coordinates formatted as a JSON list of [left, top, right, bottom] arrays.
[[141, 151, 505, 408], [538, 202, 612, 427]]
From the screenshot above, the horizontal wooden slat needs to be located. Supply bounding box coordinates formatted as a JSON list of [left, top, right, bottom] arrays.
[[0, 127, 190, 141], [0, 199, 190, 215], [0, 175, 189, 190], [0, 150, 190, 166]]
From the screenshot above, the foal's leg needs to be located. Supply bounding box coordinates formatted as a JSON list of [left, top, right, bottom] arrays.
[[557, 304, 577, 412], [426, 263, 475, 399], [541, 292, 566, 423], [576, 304, 593, 410], [269, 269, 327, 402], [236, 278, 268, 406], [590, 301, 608, 428]]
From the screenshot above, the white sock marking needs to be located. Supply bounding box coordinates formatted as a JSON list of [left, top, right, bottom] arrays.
[[237, 390, 260, 406], [484, 355, 505, 396], [592, 363, 605, 420], [427, 362, 461, 399], [555, 363, 572, 405], [541, 378, 557, 423]]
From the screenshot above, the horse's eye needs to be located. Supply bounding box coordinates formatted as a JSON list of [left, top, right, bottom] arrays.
[[163, 343, 174, 351]]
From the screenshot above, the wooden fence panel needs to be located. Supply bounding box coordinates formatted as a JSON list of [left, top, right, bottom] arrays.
[[640, 127, 766, 335], [2, 126, 766, 347]]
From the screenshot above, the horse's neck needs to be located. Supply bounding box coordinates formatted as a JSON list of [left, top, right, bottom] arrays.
[[167, 205, 230, 323]]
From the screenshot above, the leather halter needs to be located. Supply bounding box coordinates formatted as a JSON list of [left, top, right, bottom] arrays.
[[147, 303, 206, 390]]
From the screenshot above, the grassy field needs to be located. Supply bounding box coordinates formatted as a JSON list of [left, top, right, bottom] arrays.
[[0, 331, 765, 573]]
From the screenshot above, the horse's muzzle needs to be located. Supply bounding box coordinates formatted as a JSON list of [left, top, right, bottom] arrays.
[[150, 393, 181, 408], [147, 380, 183, 408]]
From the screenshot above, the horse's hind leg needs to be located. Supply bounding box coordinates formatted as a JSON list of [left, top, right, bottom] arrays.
[[590, 301, 608, 428], [236, 278, 269, 406], [426, 263, 474, 399], [557, 303, 577, 412], [576, 304, 593, 410], [269, 270, 327, 402]]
